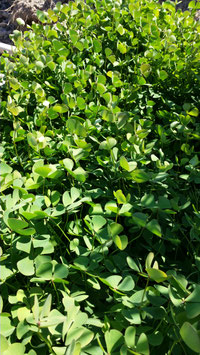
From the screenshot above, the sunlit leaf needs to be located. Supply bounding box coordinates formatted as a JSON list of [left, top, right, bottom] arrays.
[[93, 39, 102, 53], [136, 333, 149, 355], [113, 235, 128, 250], [114, 190, 127, 204], [146, 219, 162, 237], [146, 268, 168, 283], [125, 326, 136, 348], [108, 222, 124, 237], [140, 63, 151, 78], [105, 329, 124, 353], [117, 41, 127, 54], [17, 257, 34, 276]]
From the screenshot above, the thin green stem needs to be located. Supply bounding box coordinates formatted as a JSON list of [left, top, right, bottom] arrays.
[[168, 340, 177, 355], [49, 219, 70, 254], [52, 280, 60, 305], [13, 134, 23, 168], [50, 219, 70, 255], [55, 222, 70, 242], [37, 331, 55, 354]]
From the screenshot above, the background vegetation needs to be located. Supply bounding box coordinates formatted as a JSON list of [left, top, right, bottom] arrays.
[[0, 0, 200, 354]]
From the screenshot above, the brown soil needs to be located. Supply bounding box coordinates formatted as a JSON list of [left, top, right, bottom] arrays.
[[9, 0, 55, 27], [0, 0, 67, 44]]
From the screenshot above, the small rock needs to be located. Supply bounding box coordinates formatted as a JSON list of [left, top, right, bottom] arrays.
[[194, 10, 200, 21]]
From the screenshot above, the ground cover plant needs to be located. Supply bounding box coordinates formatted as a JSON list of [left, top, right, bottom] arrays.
[[0, 0, 200, 353]]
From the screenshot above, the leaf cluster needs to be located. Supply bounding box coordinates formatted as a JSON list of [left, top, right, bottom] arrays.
[[0, 0, 200, 354]]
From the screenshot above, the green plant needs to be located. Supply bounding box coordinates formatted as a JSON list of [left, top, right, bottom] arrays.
[[1, 0, 200, 354]]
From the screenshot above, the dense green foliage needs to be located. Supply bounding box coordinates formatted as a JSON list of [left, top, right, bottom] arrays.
[[0, 0, 200, 353]]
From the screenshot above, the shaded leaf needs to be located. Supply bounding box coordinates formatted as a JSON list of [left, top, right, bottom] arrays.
[[146, 219, 162, 237], [180, 322, 200, 353]]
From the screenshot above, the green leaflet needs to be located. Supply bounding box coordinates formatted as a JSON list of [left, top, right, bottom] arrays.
[[180, 322, 200, 353]]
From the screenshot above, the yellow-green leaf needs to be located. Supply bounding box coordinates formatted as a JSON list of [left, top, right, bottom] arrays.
[[117, 41, 127, 54], [113, 235, 128, 250], [114, 190, 127, 204], [146, 219, 162, 237], [146, 268, 168, 283], [120, 156, 130, 171]]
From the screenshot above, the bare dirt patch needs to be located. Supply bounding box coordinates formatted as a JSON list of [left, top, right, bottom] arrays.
[[9, 0, 55, 27], [0, 0, 66, 44]]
